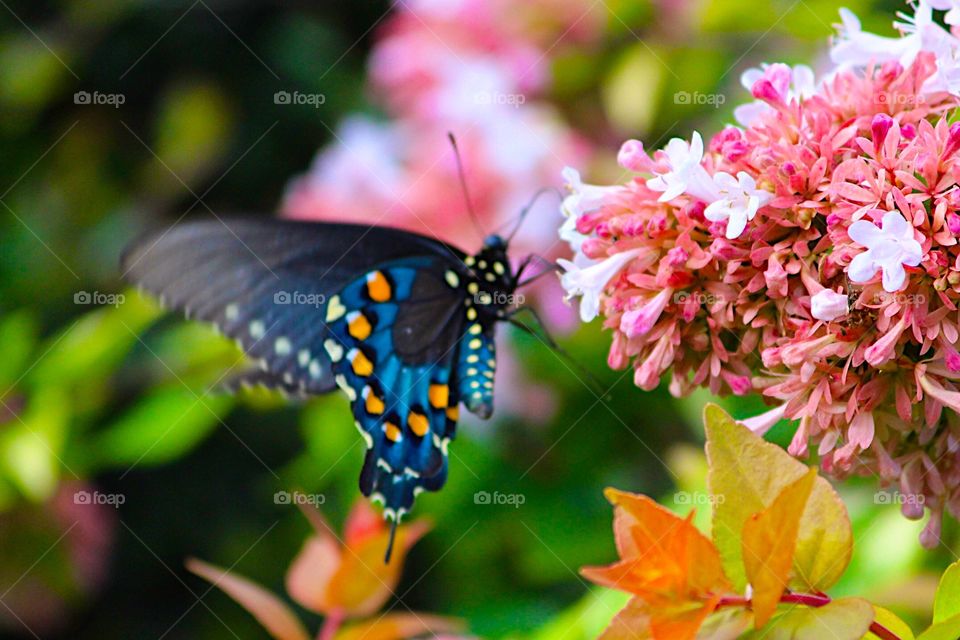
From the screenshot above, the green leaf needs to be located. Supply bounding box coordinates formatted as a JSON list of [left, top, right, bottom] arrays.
[[704, 404, 852, 592], [763, 598, 874, 640], [28, 292, 161, 388], [0, 387, 69, 501], [918, 613, 960, 640], [865, 606, 914, 640], [0, 311, 38, 390], [89, 386, 231, 468], [934, 561, 960, 624]]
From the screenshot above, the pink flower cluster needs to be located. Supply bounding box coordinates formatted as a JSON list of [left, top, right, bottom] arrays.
[[560, 4, 960, 545]]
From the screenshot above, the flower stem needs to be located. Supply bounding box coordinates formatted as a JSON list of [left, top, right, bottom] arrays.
[[714, 593, 900, 640], [318, 609, 344, 640]]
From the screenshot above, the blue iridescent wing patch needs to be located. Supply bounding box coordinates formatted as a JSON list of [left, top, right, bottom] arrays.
[[323, 258, 489, 523]]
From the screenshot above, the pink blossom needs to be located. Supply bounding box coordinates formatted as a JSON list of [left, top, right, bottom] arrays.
[[559, 8, 960, 543]]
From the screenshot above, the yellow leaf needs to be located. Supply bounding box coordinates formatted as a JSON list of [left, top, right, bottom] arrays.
[[696, 608, 753, 639], [917, 612, 960, 640], [763, 598, 874, 640], [704, 404, 852, 592], [742, 468, 817, 627], [933, 560, 960, 623], [866, 606, 914, 640]]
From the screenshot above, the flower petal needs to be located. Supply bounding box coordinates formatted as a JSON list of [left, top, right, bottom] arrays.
[[847, 251, 878, 283], [848, 220, 883, 247]]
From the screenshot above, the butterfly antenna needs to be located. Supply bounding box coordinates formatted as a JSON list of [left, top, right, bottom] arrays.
[[505, 187, 563, 244], [508, 307, 609, 399], [384, 517, 398, 564], [447, 132, 486, 242]]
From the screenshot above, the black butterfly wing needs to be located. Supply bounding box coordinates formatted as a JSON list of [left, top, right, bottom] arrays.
[[120, 218, 464, 394], [121, 217, 494, 523]]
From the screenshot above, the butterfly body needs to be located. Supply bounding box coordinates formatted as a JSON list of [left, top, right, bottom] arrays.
[[121, 219, 518, 531]]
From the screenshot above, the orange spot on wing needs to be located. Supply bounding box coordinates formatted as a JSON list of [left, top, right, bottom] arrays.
[[429, 384, 449, 409], [446, 406, 459, 422], [366, 271, 392, 302], [350, 349, 374, 377], [408, 412, 429, 437], [348, 312, 372, 340], [384, 421, 402, 442], [364, 387, 384, 415]]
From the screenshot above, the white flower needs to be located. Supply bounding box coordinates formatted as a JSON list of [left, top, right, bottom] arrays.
[[646, 132, 719, 203], [830, 3, 960, 94], [847, 210, 924, 292], [561, 167, 619, 218], [558, 249, 643, 322], [830, 7, 920, 68], [810, 289, 850, 321], [733, 63, 816, 126], [559, 167, 621, 253], [930, 0, 960, 25], [703, 171, 773, 239]]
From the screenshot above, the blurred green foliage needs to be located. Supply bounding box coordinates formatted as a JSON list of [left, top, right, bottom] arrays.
[[0, 0, 949, 639]]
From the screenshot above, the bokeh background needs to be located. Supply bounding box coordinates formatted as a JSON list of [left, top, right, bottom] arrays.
[[0, 0, 948, 638]]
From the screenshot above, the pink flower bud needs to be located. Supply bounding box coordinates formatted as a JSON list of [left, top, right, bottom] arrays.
[[949, 213, 960, 235], [810, 289, 849, 321], [871, 113, 894, 154], [943, 122, 960, 159], [617, 139, 648, 171], [665, 246, 689, 268], [920, 510, 942, 549], [752, 79, 782, 104], [901, 123, 917, 140]]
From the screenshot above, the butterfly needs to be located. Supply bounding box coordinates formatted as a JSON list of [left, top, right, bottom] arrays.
[[120, 198, 564, 559]]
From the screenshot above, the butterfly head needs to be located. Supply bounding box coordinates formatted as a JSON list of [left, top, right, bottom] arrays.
[[464, 235, 516, 302]]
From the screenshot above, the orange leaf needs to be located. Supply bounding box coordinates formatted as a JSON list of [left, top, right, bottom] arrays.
[[649, 596, 720, 640], [582, 489, 729, 606], [326, 519, 431, 617], [186, 558, 310, 640], [285, 533, 343, 614], [598, 597, 652, 640], [334, 612, 465, 640], [741, 468, 817, 627]]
